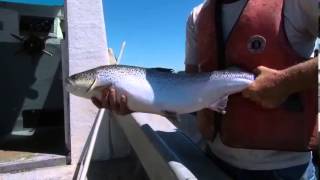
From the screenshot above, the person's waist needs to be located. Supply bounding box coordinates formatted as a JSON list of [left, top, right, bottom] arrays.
[[206, 135, 311, 170]]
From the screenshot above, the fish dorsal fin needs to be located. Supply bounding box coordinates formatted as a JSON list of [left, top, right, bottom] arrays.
[[150, 67, 175, 73]]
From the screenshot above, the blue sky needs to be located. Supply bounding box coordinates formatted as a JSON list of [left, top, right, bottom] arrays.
[[1, 0, 202, 70], [2, 0, 319, 70], [103, 0, 202, 70]]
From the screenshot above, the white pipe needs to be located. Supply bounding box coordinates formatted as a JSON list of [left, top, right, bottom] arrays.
[[79, 108, 106, 180], [117, 41, 126, 64]]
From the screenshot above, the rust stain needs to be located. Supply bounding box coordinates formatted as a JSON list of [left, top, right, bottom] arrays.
[[0, 151, 35, 163]]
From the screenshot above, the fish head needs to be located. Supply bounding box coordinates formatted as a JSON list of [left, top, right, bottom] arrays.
[[65, 69, 101, 98]]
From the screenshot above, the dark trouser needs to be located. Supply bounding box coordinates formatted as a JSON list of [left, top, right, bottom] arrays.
[[205, 146, 318, 180]]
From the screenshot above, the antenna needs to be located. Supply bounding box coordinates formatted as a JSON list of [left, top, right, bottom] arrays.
[[117, 41, 126, 64]]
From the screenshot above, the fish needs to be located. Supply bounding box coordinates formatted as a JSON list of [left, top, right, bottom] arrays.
[[65, 65, 254, 116]]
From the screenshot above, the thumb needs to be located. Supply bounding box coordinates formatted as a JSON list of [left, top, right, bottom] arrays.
[[253, 66, 270, 76], [252, 66, 261, 76]]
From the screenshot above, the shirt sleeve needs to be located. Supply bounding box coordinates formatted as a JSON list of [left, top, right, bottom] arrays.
[[184, 12, 199, 66], [185, 3, 204, 66], [298, 0, 319, 38]]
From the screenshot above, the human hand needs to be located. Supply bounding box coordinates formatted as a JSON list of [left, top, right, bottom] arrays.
[[242, 66, 290, 108], [91, 87, 133, 115]]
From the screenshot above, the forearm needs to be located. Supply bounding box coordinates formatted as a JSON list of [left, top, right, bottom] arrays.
[[242, 57, 317, 108], [281, 58, 318, 94]]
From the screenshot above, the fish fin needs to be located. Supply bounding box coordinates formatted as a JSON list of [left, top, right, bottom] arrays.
[[208, 96, 228, 114], [87, 78, 98, 92], [150, 67, 175, 73], [161, 110, 179, 122]]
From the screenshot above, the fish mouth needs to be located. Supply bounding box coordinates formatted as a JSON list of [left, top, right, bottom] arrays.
[[64, 75, 97, 98]]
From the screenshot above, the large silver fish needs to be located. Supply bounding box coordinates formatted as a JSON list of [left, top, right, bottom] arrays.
[[65, 65, 254, 115]]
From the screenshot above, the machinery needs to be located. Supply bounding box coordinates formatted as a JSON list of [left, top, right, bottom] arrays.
[[0, 2, 69, 172]]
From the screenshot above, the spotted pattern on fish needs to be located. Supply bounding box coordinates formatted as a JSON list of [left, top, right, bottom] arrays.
[[66, 65, 255, 115]]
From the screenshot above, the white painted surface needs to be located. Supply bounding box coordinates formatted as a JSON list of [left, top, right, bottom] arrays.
[[93, 112, 131, 160], [65, 0, 115, 161], [115, 113, 230, 180], [0, 0, 113, 178], [78, 109, 105, 180], [168, 161, 197, 180]]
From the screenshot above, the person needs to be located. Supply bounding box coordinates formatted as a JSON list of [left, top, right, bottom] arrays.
[[92, 0, 318, 179]]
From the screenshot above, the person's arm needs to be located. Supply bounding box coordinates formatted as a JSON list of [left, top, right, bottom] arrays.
[[282, 57, 317, 92], [185, 4, 216, 140], [242, 58, 317, 108], [243, 0, 319, 108], [185, 25, 215, 140]]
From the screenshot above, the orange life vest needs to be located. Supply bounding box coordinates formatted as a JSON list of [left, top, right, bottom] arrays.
[[197, 0, 318, 151]]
